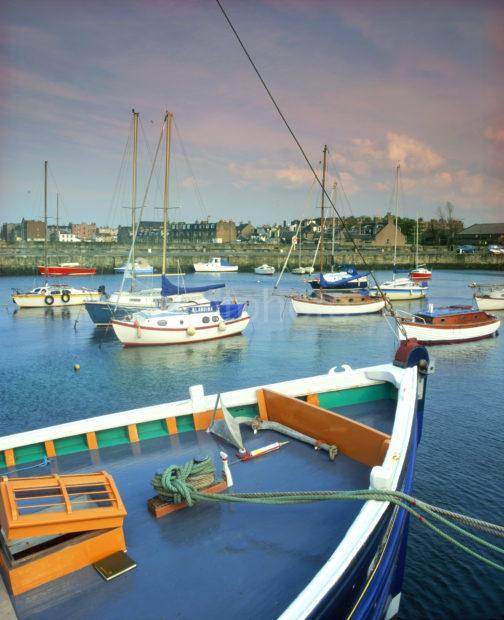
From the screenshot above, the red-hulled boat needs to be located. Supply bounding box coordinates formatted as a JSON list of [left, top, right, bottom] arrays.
[[409, 267, 432, 281], [37, 263, 96, 276]]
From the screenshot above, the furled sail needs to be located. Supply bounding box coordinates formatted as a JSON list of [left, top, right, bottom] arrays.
[[161, 276, 225, 297]]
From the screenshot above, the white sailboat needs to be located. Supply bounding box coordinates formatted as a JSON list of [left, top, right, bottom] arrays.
[[12, 162, 101, 309], [86, 111, 222, 325], [290, 147, 381, 316], [369, 165, 427, 301]]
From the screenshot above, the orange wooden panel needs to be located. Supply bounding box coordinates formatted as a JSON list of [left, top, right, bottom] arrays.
[[306, 393, 319, 406], [165, 417, 178, 435], [86, 431, 98, 451], [127, 424, 139, 443], [44, 440, 56, 458], [256, 389, 269, 420], [0, 472, 127, 540], [148, 480, 228, 518], [260, 389, 390, 468], [4, 449, 15, 468], [2, 526, 126, 595], [193, 408, 223, 431]]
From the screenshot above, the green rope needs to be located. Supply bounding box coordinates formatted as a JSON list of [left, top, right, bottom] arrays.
[[153, 461, 504, 572], [151, 457, 215, 506]]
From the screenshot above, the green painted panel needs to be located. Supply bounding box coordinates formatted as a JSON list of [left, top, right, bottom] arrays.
[[228, 404, 259, 418], [318, 383, 397, 409], [137, 419, 168, 441], [54, 434, 88, 456], [0, 452, 5, 468], [14, 443, 46, 465], [96, 427, 129, 448], [176, 415, 195, 433]]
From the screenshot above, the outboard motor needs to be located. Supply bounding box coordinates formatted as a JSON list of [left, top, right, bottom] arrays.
[[97, 285, 107, 300]]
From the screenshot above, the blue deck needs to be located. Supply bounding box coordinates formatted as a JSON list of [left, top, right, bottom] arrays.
[[9, 399, 396, 620]]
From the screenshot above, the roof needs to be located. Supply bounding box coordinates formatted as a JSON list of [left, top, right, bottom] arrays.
[[459, 223, 504, 235]]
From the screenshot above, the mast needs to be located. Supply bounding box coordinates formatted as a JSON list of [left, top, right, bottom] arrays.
[[56, 192, 59, 239], [131, 109, 139, 281], [331, 181, 337, 270], [319, 145, 328, 273], [415, 215, 419, 268], [162, 111, 172, 276], [393, 163, 400, 270], [44, 161, 48, 278]]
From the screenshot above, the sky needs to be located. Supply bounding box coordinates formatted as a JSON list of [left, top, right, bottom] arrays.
[[1, 0, 503, 228]]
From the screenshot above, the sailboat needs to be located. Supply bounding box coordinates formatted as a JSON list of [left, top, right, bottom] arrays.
[[306, 172, 368, 290], [85, 111, 223, 326], [369, 165, 427, 301], [12, 162, 101, 309], [291, 148, 384, 316]]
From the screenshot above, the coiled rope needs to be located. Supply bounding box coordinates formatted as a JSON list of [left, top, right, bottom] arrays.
[[153, 459, 504, 571]]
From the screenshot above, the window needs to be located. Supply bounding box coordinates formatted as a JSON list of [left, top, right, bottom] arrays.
[[212, 316, 219, 322], [202, 316, 210, 324], [157, 320, 167, 326]]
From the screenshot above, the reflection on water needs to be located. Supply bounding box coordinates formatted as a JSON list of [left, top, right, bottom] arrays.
[[12, 306, 81, 321], [114, 334, 249, 372], [89, 326, 119, 344]]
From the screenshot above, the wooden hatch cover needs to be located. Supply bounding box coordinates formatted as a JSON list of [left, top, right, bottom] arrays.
[[0, 471, 127, 540]]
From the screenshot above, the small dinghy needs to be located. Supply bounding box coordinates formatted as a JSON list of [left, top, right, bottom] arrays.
[[469, 282, 504, 311], [397, 305, 500, 345], [255, 264, 275, 275]]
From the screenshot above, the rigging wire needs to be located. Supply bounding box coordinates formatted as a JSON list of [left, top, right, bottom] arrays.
[[116, 115, 166, 301], [215, 0, 408, 339], [173, 117, 210, 221]]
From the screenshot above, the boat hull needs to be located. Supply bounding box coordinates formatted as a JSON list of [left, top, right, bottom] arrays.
[[370, 288, 427, 301], [193, 264, 238, 272], [12, 291, 100, 308], [399, 319, 500, 344], [474, 295, 504, 311], [292, 267, 314, 274], [291, 297, 385, 315], [38, 266, 97, 276], [112, 313, 250, 345], [254, 266, 275, 275], [409, 270, 432, 281]]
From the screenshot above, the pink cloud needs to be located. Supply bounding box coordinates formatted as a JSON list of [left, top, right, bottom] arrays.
[[387, 132, 445, 172]]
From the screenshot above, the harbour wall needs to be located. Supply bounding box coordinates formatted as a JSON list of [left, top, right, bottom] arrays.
[[0, 241, 503, 275]]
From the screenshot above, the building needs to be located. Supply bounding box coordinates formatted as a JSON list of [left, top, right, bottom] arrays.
[[116, 220, 238, 244], [456, 223, 504, 246], [22, 219, 46, 241], [72, 223, 97, 241], [59, 232, 81, 242], [1, 223, 18, 242], [372, 214, 406, 246], [95, 227, 118, 242], [237, 223, 255, 240], [215, 220, 236, 243]]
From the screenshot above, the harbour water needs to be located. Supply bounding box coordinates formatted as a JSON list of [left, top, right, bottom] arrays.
[[0, 269, 503, 619]]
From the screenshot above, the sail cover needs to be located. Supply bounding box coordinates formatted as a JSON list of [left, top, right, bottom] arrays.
[[161, 276, 225, 297]]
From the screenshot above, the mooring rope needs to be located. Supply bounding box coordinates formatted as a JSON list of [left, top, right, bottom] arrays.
[[152, 460, 504, 571]]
